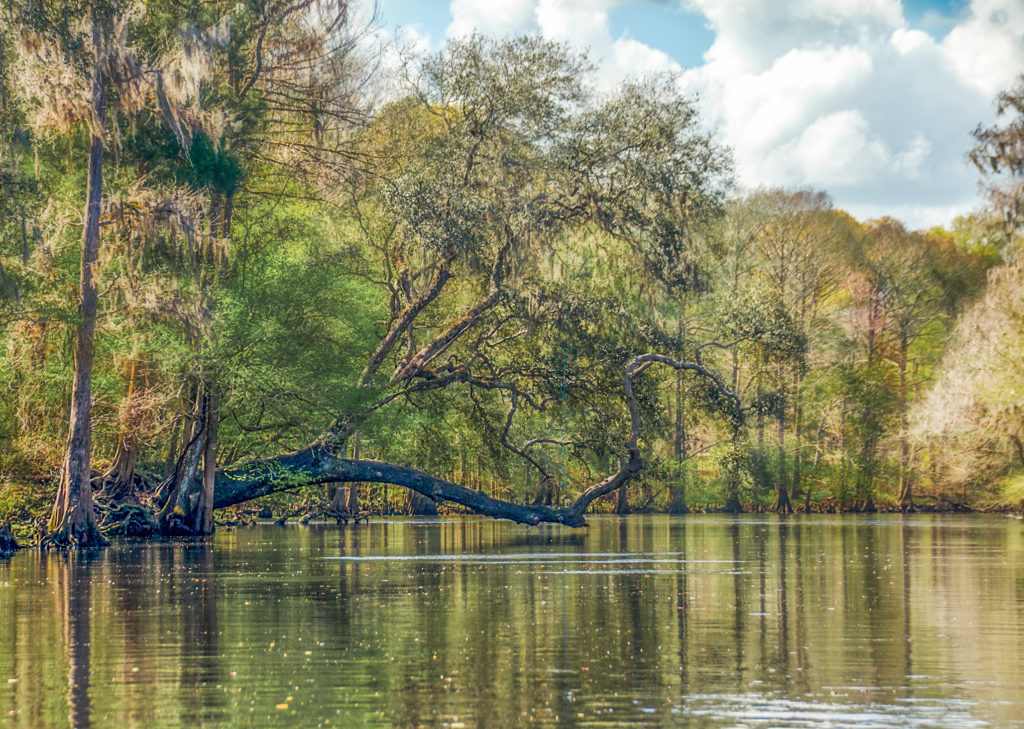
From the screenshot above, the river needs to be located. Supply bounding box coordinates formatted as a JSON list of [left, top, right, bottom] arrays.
[[2, 514, 1023, 727]]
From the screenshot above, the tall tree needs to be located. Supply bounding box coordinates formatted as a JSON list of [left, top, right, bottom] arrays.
[[5, 0, 242, 542], [747, 189, 843, 512], [912, 76, 1024, 505], [970, 73, 1024, 236]]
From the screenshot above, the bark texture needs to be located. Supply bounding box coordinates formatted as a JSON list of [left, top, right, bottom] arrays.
[[46, 17, 108, 548], [98, 359, 140, 502]]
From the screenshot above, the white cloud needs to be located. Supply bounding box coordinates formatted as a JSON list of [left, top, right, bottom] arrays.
[[941, 0, 1024, 98], [448, 0, 679, 88], [535, 0, 612, 47], [436, 0, 1023, 229], [686, 0, 903, 72], [681, 0, 1022, 228], [790, 110, 890, 187], [895, 132, 932, 179], [708, 45, 874, 154], [611, 37, 679, 77], [447, 0, 538, 38]]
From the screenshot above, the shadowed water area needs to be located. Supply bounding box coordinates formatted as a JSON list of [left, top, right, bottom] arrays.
[[1, 514, 1023, 728]]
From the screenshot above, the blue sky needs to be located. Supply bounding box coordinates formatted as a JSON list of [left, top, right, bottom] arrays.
[[369, 0, 1024, 229]]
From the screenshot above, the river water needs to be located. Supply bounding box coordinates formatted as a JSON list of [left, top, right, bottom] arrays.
[[1, 514, 1023, 728]]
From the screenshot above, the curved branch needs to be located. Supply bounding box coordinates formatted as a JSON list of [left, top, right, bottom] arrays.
[[560, 352, 743, 519], [495, 391, 554, 483], [213, 446, 586, 526], [360, 259, 454, 386], [214, 350, 742, 528], [390, 236, 515, 383]]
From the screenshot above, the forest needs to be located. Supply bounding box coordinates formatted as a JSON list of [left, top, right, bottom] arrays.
[[2, 0, 1024, 550]]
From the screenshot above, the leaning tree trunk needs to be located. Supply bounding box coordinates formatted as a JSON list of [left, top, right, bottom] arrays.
[[211, 353, 743, 528], [158, 385, 217, 536], [46, 18, 108, 548]]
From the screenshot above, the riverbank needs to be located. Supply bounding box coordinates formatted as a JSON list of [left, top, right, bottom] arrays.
[[2, 488, 1020, 557]]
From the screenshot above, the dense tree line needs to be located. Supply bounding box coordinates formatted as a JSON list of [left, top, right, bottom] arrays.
[[0, 2, 1021, 547]]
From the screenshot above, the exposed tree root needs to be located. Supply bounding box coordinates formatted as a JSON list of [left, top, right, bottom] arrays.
[[95, 499, 159, 538], [39, 523, 108, 550]]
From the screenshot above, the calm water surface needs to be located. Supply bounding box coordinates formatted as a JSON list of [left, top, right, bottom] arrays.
[[2, 514, 1023, 728]]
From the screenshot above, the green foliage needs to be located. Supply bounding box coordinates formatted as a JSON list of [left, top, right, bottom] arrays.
[[0, 23, 1014, 524]]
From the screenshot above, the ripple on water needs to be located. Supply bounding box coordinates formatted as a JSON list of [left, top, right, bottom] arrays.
[[1, 514, 1022, 729]]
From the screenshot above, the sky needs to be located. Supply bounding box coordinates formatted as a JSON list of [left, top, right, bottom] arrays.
[[365, 0, 1024, 231]]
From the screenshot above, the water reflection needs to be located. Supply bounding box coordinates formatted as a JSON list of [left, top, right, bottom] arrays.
[[63, 552, 93, 729], [0, 515, 1022, 728]]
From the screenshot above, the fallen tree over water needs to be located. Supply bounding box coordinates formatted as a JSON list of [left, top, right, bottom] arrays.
[[9, 33, 740, 544], [210, 351, 743, 527]]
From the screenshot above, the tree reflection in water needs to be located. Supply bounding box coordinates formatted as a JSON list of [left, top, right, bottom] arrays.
[[1, 516, 1023, 728]]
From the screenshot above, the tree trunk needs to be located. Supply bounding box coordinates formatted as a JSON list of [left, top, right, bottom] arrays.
[[615, 480, 630, 514], [163, 414, 183, 479], [328, 483, 348, 512], [896, 333, 914, 511], [98, 359, 139, 502], [723, 481, 743, 514], [531, 475, 556, 506], [158, 386, 209, 536], [212, 352, 736, 528], [46, 17, 108, 548], [838, 398, 848, 501], [98, 435, 138, 503], [0, 523, 20, 556], [198, 388, 219, 535], [793, 403, 803, 511], [773, 392, 791, 514], [346, 483, 360, 513], [212, 444, 631, 526], [346, 434, 360, 513], [668, 362, 689, 514], [405, 490, 439, 515]]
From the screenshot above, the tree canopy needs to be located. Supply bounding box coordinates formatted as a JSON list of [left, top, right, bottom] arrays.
[[0, 10, 1019, 544]]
